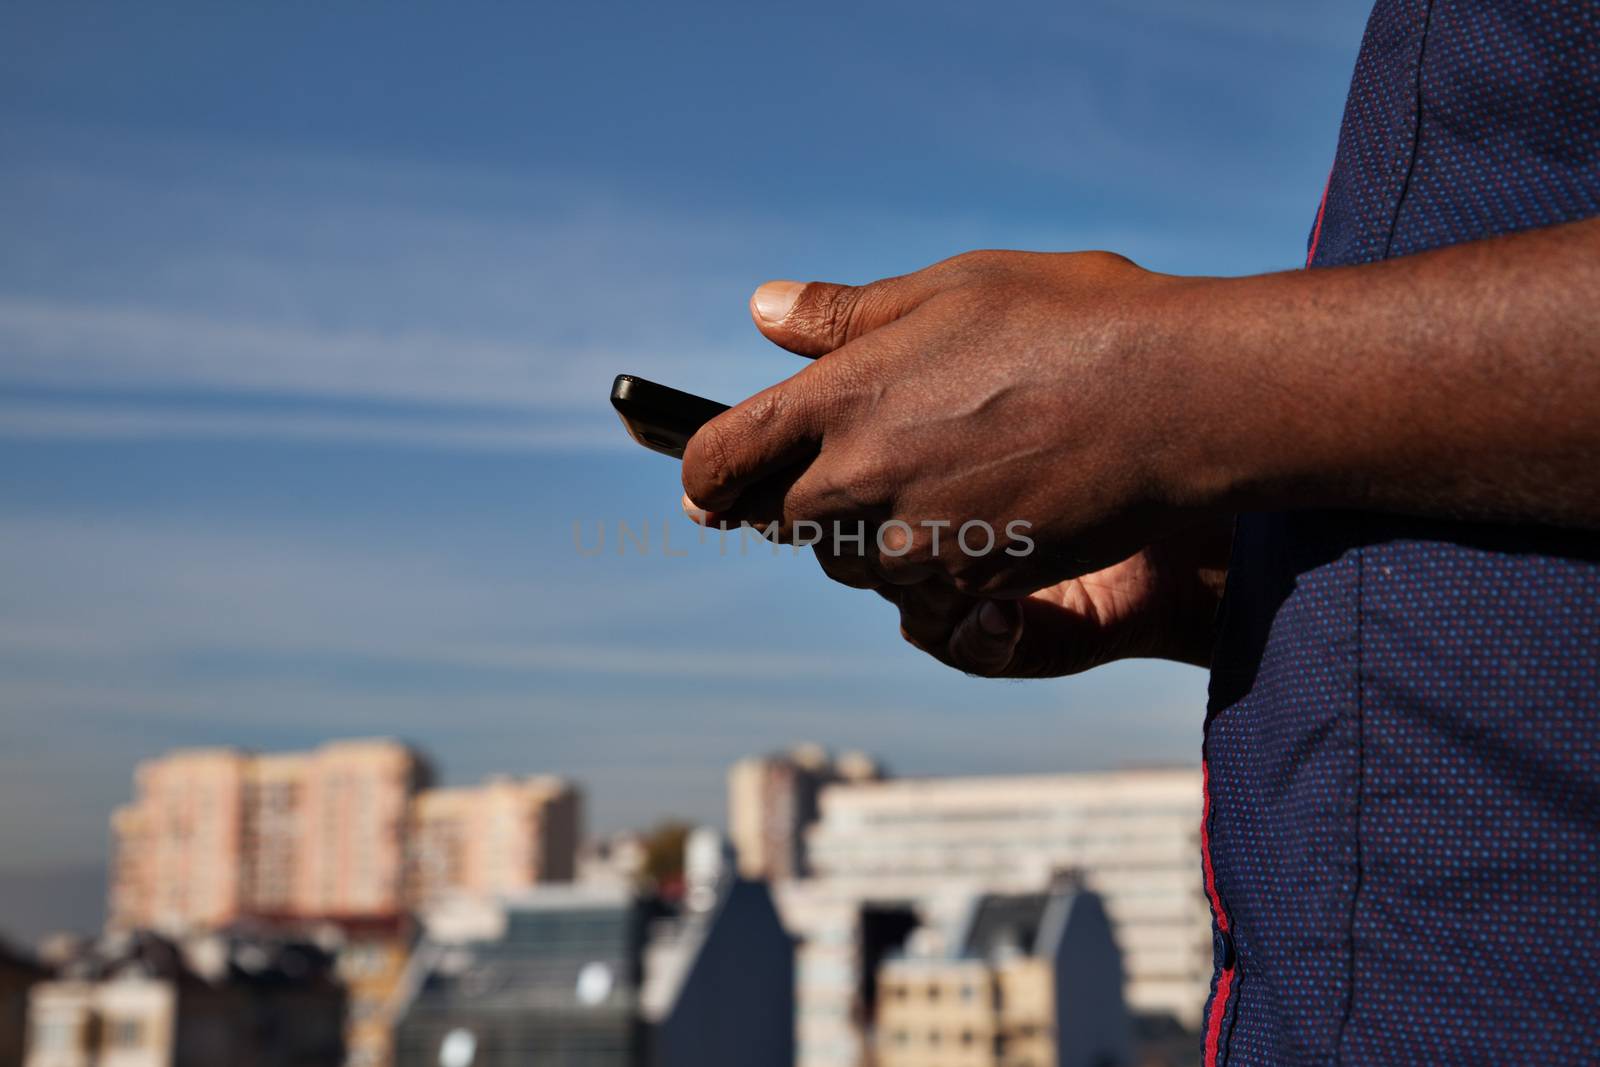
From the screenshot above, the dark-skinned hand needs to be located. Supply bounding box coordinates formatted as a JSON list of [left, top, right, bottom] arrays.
[[680, 250, 1221, 598]]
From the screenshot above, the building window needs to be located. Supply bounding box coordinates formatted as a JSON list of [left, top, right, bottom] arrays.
[[31, 1018, 77, 1052], [108, 1018, 145, 1049]]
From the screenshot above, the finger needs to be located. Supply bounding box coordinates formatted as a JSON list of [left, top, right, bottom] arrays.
[[813, 545, 879, 590], [750, 272, 945, 358], [868, 520, 941, 587], [894, 582, 976, 650], [693, 486, 933, 594], [807, 488, 882, 591], [997, 595, 1110, 678], [687, 300, 942, 515], [681, 368, 829, 513], [684, 466, 808, 537], [947, 599, 1024, 676]]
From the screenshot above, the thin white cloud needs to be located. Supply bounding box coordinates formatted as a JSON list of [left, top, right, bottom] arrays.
[[0, 97, 1328, 453], [0, 125, 773, 445], [0, 296, 611, 410], [0, 397, 624, 451], [0, 515, 886, 685]]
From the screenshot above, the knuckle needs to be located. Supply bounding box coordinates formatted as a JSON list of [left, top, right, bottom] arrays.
[[945, 248, 1013, 282], [950, 573, 982, 595], [875, 517, 916, 556], [781, 480, 821, 528], [810, 448, 887, 516], [872, 553, 924, 587], [785, 284, 861, 351], [946, 554, 998, 596], [743, 384, 784, 425], [837, 464, 887, 513], [877, 521, 936, 569], [814, 550, 876, 589], [820, 285, 864, 348], [785, 463, 842, 526], [848, 283, 905, 337], [853, 438, 899, 496], [1077, 249, 1136, 273]]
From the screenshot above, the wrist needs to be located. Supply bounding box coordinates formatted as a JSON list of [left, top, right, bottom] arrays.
[[1140, 271, 1300, 517]]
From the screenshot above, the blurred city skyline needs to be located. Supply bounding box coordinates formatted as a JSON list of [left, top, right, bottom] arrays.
[[25, 736, 1206, 1067], [1, 1, 1374, 940]]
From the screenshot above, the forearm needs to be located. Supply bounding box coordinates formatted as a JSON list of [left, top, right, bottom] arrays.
[[1165, 216, 1600, 528]]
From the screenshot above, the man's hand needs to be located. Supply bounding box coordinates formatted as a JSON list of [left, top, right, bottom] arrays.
[[888, 525, 1232, 678], [681, 250, 1216, 597], [684, 219, 1600, 608]]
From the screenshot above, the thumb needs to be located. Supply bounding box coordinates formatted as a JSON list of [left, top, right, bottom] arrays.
[[947, 599, 1024, 677], [749, 274, 940, 358]]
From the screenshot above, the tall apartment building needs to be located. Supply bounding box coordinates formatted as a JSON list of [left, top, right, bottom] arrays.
[[295, 740, 430, 920], [407, 775, 581, 906], [727, 744, 883, 883], [110, 740, 428, 932], [109, 741, 581, 935], [110, 748, 254, 932], [785, 767, 1208, 1067], [241, 752, 307, 916]]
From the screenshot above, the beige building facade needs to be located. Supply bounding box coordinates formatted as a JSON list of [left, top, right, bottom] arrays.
[[110, 741, 428, 932], [294, 741, 428, 920], [876, 957, 1057, 1067], [109, 749, 251, 932], [728, 745, 882, 883], [23, 932, 345, 1067], [26, 975, 181, 1067], [801, 768, 1209, 1031], [871, 884, 1131, 1067], [407, 775, 580, 906], [109, 741, 581, 935]]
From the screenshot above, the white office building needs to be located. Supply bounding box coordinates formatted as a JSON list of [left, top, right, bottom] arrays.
[[784, 767, 1208, 1067]]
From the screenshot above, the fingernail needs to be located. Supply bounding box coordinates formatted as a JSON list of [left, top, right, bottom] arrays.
[[978, 600, 1013, 637], [753, 280, 805, 324]]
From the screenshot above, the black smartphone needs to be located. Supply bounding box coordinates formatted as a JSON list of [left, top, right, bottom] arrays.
[[610, 374, 730, 458]]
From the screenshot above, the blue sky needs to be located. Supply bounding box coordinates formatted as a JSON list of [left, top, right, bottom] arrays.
[[0, 1, 1374, 936]]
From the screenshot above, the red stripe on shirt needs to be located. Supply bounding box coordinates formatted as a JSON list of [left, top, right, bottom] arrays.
[[1306, 170, 1333, 268], [1205, 959, 1236, 1065], [1201, 758, 1234, 1066]]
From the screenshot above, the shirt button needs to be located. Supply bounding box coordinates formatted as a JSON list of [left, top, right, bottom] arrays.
[[1215, 927, 1237, 970]]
